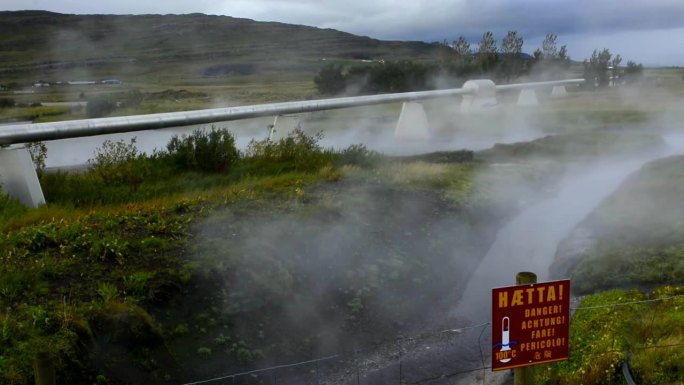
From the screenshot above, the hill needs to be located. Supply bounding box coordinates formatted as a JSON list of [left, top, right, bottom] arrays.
[[0, 11, 441, 85]]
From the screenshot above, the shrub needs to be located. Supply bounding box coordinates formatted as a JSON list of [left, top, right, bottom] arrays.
[[314, 63, 346, 95], [334, 143, 381, 168], [165, 126, 239, 173], [40, 170, 109, 207], [0, 98, 15, 108], [26, 141, 47, 176], [0, 185, 28, 224], [86, 94, 117, 118], [88, 137, 150, 189], [242, 129, 332, 174]]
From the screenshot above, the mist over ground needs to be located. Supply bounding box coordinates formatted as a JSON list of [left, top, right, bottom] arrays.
[[149, 83, 684, 383], [6, 58, 684, 383]]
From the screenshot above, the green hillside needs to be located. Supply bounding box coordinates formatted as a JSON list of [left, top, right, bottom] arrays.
[[0, 11, 440, 84]]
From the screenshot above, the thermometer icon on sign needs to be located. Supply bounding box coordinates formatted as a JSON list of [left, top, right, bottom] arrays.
[[493, 316, 518, 363], [500, 316, 511, 363]]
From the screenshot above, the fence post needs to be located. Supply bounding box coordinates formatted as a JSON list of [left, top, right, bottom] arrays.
[[354, 348, 361, 385], [399, 359, 402, 385], [34, 352, 56, 385], [514, 272, 536, 385]]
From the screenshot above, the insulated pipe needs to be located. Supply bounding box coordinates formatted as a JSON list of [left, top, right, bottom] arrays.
[[495, 78, 584, 92], [0, 88, 472, 146], [0, 79, 584, 146]]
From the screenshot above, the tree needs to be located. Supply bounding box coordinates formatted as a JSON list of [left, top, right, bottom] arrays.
[[345, 65, 372, 94], [367, 61, 432, 93], [542, 33, 558, 59], [86, 94, 117, 118], [0, 98, 14, 108], [533, 48, 543, 62], [439, 39, 453, 68], [476, 31, 498, 74], [444, 35, 476, 79], [453, 35, 472, 60], [558, 45, 569, 62], [611, 54, 622, 85], [314, 63, 346, 95], [500, 30, 524, 81], [584, 48, 612, 88], [624, 61, 644, 84], [532, 33, 571, 80]]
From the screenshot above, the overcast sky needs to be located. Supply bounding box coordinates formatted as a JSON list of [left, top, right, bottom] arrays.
[[3, 0, 684, 66]]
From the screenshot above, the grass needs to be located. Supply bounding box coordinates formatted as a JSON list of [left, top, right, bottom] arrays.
[[0, 12, 441, 90], [478, 131, 665, 163], [1, 127, 478, 383], [0, 203, 191, 383], [2, 81, 684, 383], [0, 78, 318, 123], [567, 155, 684, 294], [0, 105, 70, 122], [536, 286, 684, 385]]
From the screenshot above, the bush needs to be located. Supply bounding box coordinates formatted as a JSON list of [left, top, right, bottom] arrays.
[[86, 94, 117, 118], [314, 63, 346, 95], [334, 143, 381, 168], [0, 185, 29, 225], [316, 60, 437, 96], [88, 137, 150, 189], [165, 126, 239, 173], [26, 141, 47, 176], [0, 98, 15, 108], [242, 129, 332, 174]]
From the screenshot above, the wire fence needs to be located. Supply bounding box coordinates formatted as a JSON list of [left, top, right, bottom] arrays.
[[183, 293, 684, 385]]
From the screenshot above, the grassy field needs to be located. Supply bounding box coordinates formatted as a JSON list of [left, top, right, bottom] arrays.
[[3, 15, 684, 380], [2, 125, 523, 383], [536, 286, 684, 385], [559, 154, 684, 294], [2, 86, 684, 383]]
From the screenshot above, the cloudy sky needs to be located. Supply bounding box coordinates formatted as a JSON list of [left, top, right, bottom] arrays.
[[3, 0, 684, 66]]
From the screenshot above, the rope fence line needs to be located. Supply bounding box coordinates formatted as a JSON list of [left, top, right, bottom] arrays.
[[182, 294, 684, 385], [182, 340, 684, 385], [182, 322, 492, 385], [407, 364, 494, 385], [440, 321, 491, 334], [184, 355, 341, 385], [570, 293, 684, 310]]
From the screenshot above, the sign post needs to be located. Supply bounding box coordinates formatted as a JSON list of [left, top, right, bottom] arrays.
[[491, 273, 570, 384]]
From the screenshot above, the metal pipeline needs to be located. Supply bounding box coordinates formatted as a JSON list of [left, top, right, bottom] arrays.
[[0, 79, 583, 146]]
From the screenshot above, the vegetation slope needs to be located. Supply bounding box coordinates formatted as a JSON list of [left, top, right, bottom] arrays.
[[0, 11, 440, 85], [2, 107, 683, 384]]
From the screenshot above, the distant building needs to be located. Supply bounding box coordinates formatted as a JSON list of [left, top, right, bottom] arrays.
[[68, 81, 97, 86]]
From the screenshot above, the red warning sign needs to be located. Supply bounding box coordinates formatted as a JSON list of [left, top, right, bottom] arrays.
[[491, 279, 570, 371]]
